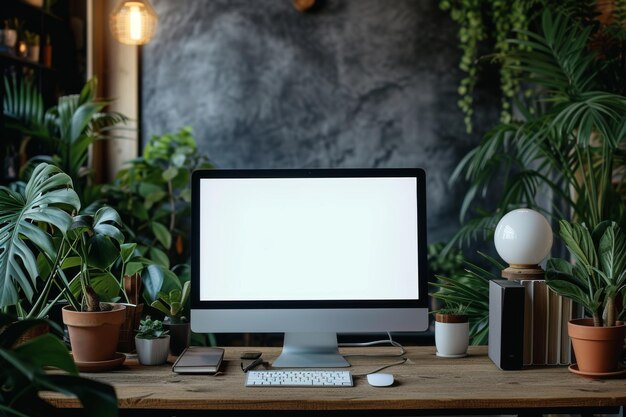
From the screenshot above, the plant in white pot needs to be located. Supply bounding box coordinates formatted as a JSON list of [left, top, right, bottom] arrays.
[[135, 316, 170, 365], [546, 220, 626, 376], [432, 303, 470, 358]]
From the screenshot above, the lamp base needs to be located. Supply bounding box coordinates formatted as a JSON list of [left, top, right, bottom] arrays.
[[501, 265, 545, 280]]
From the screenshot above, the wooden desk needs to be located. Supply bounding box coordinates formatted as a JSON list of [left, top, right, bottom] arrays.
[[45, 346, 625, 416]]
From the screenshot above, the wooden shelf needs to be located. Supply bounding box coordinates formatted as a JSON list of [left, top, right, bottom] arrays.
[[15, 0, 64, 23], [0, 51, 54, 71]]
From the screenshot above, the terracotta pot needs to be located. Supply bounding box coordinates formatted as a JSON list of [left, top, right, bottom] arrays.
[[62, 304, 126, 363], [13, 322, 49, 347], [568, 318, 626, 373]]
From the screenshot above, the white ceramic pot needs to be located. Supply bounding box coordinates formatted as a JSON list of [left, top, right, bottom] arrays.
[[4, 29, 17, 48], [435, 319, 469, 358], [135, 335, 170, 365]]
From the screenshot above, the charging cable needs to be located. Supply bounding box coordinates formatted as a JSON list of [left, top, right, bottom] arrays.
[[339, 332, 406, 358]]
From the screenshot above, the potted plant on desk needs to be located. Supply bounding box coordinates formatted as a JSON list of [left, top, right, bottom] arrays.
[[546, 220, 626, 376], [151, 279, 191, 355], [135, 316, 170, 365], [432, 303, 470, 358]]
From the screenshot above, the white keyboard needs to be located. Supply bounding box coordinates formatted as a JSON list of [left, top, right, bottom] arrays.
[[245, 370, 353, 387]]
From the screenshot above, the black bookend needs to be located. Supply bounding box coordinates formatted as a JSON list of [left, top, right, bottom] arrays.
[[488, 280, 525, 370]]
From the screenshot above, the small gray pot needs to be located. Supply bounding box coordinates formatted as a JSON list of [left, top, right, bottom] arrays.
[[135, 335, 170, 365]]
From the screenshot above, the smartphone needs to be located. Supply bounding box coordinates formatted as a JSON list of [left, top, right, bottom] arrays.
[[240, 351, 262, 360]]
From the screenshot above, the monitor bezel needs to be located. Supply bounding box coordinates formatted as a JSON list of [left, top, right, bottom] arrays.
[[191, 168, 428, 310]]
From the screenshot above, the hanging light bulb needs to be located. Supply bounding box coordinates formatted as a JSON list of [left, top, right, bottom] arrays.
[[110, 0, 158, 45]]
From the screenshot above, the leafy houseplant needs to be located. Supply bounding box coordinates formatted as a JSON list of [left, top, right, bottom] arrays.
[[448, 8, 626, 252], [151, 277, 191, 355], [0, 163, 80, 319], [3, 76, 128, 206], [430, 253, 506, 345], [103, 127, 212, 269], [135, 316, 170, 365], [0, 314, 117, 417], [547, 221, 626, 327], [546, 220, 626, 374]]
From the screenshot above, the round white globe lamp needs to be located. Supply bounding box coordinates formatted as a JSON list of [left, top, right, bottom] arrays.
[[494, 208, 553, 280]]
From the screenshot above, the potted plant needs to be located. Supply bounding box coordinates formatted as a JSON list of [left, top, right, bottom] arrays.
[[432, 303, 470, 358], [60, 206, 131, 364], [546, 220, 626, 375], [151, 278, 191, 355], [25, 31, 40, 62], [3, 19, 18, 49], [0, 314, 118, 417], [135, 316, 170, 365]]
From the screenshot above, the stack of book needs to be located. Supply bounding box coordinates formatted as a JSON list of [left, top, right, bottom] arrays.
[[519, 280, 583, 366]]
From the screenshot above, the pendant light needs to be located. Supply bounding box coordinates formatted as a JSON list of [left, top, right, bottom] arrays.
[[110, 0, 158, 45]]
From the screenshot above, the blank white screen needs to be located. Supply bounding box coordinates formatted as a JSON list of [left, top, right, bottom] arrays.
[[199, 177, 419, 301]]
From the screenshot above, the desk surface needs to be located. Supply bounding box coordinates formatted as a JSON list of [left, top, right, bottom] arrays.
[[45, 346, 625, 414]]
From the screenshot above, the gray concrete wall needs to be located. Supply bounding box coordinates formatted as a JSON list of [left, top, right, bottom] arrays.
[[141, 0, 499, 243]]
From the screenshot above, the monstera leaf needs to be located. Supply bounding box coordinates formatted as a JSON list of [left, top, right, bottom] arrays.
[[0, 164, 80, 308]]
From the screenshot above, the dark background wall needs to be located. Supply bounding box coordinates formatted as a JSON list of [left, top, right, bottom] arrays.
[[141, 0, 499, 244]]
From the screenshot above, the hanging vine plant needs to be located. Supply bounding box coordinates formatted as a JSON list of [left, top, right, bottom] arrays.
[[442, 0, 626, 134], [440, 0, 540, 133]]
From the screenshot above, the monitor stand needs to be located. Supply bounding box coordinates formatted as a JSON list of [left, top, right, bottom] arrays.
[[272, 332, 350, 368]]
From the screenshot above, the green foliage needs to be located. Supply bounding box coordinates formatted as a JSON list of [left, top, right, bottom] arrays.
[[448, 8, 626, 252], [0, 163, 80, 316], [0, 314, 118, 417], [150, 280, 190, 323], [439, 0, 541, 133], [430, 253, 505, 344], [3, 76, 128, 205], [546, 221, 626, 327], [427, 242, 465, 277], [136, 316, 168, 339], [102, 127, 212, 268]]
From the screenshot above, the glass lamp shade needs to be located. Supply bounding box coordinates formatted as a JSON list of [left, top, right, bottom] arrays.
[[494, 208, 553, 266], [110, 0, 158, 46]]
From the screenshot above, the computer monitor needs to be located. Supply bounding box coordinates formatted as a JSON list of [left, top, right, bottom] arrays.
[[191, 168, 429, 367]]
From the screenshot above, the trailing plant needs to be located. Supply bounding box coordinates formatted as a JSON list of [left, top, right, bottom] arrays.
[[546, 220, 626, 327], [0, 314, 117, 417], [448, 8, 626, 252], [136, 316, 168, 339], [2, 76, 128, 206], [102, 127, 212, 268], [430, 253, 505, 344], [439, 0, 541, 133]]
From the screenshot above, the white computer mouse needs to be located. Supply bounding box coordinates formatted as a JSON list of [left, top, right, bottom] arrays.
[[366, 373, 394, 387]]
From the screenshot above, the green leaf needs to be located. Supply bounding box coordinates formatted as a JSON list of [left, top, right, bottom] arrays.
[[598, 223, 626, 285], [149, 247, 170, 269], [142, 264, 164, 302], [162, 167, 178, 182], [120, 243, 137, 264], [42, 374, 118, 417], [0, 163, 79, 308], [151, 222, 172, 250], [14, 333, 78, 374]]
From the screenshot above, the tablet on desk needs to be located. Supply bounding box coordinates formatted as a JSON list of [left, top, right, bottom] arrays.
[[172, 347, 224, 374]]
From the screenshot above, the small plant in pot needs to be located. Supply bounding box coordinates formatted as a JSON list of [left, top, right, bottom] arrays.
[[432, 303, 469, 358], [135, 316, 170, 365], [546, 220, 626, 376], [151, 279, 191, 355]]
